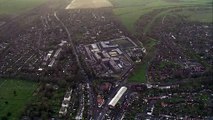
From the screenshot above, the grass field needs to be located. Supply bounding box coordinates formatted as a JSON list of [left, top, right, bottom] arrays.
[[110, 0, 212, 32], [129, 63, 147, 83], [143, 6, 213, 33], [128, 38, 157, 83], [66, 0, 112, 9], [176, 8, 213, 23], [110, 0, 212, 83], [0, 0, 47, 15], [0, 79, 37, 120]]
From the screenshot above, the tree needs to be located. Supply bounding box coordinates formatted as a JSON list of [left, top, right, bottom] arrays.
[[13, 90, 17, 96], [58, 79, 66, 87], [1, 116, 8, 120], [7, 112, 12, 117]]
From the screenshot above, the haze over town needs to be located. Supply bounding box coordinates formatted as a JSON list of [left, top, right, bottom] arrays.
[[0, 0, 212, 120]]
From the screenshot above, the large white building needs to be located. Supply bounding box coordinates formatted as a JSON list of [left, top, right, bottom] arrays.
[[108, 86, 127, 107]]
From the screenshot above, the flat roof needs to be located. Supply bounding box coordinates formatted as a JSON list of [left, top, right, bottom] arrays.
[[108, 86, 127, 107]]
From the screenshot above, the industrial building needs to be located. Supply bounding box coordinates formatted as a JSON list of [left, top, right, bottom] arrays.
[[108, 86, 127, 107]]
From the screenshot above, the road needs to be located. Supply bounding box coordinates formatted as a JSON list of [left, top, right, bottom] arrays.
[[54, 11, 96, 119]]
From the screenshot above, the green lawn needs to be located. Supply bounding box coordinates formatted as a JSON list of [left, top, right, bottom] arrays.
[[110, 0, 212, 32], [128, 38, 157, 83], [0, 0, 47, 15], [129, 63, 147, 83], [128, 38, 158, 83], [176, 8, 213, 23], [0, 79, 37, 120]]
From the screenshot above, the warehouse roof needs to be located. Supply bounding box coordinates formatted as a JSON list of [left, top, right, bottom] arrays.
[[108, 86, 127, 107]]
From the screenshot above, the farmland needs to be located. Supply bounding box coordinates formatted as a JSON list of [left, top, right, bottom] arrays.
[[0, 0, 47, 15], [110, 0, 212, 32], [175, 7, 213, 23], [0, 0, 212, 119], [0, 79, 37, 120], [66, 0, 113, 9]]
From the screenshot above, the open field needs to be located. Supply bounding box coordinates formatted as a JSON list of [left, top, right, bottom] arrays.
[[66, 0, 113, 9], [110, 0, 212, 84], [0, 0, 47, 15], [110, 0, 212, 32], [0, 79, 37, 120], [128, 38, 157, 83], [175, 8, 213, 23], [143, 7, 213, 33], [129, 63, 147, 83]]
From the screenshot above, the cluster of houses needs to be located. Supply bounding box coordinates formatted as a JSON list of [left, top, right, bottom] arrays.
[[40, 40, 68, 70], [59, 89, 72, 116]]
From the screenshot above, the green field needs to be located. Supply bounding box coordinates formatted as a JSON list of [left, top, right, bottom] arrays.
[[176, 8, 213, 23], [0, 79, 37, 120], [0, 0, 47, 15], [143, 7, 213, 33], [129, 63, 147, 83], [110, 0, 212, 83], [128, 38, 157, 83], [110, 0, 212, 32]]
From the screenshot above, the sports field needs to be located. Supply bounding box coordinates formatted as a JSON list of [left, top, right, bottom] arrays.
[[110, 0, 212, 32], [0, 79, 37, 120], [66, 0, 113, 9], [0, 0, 47, 15]]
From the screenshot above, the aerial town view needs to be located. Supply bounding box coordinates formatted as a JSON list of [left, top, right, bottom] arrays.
[[0, 0, 212, 120]]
